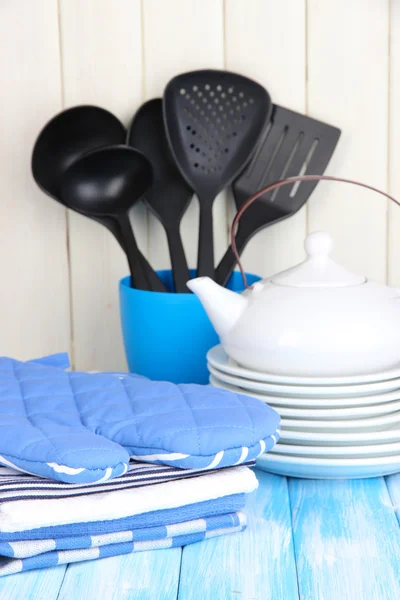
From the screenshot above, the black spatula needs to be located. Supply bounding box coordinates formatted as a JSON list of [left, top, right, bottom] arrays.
[[127, 99, 193, 292], [163, 70, 272, 278], [215, 105, 341, 286]]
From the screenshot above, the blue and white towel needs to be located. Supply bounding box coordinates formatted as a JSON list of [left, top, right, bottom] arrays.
[[0, 512, 246, 576], [0, 460, 255, 503], [0, 511, 246, 558], [0, 466, 257, 534], [0, 494, 246, 542]]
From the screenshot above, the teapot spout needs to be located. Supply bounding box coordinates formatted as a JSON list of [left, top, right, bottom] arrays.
[[187, 277, 248, 338]]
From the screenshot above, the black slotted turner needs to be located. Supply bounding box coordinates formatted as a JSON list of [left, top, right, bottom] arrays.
[[215, 105, 341, 286], [163, 70, 272, 278]]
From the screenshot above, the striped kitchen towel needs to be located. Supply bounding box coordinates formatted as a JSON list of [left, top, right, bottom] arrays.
[[0, 466, 257, 534], [0, 493, 246, 542], [0, 512, 246, 576], [0, 460, 256, 503], [0, 511, 246, 558]]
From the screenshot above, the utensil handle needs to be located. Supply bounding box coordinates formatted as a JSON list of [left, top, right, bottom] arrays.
[[138, 252, 169, 292], [197, 204, 215, 278], [116, 214, 151, 290], [215, 225, 248, 287], [166, 227, 191, 293]]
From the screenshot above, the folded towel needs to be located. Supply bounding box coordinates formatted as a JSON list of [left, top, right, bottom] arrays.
[[0, 513, 246, 576], [0, 460, 255, 503], [0, 493, 246, 541], [0, 466, 257, 533], [0, 354, 280, 482], [0, 511, 246, 558]]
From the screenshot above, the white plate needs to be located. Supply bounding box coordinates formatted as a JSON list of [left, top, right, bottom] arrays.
[[279, 423, 400, 446], [271, 441, 400, 457], [209, 374, 400, 411], [278, 401, 400, 419], [208, 364, 400, 398], [256, 452, 400, 479], [281, 411, 400, 432], [208, 345, 400, 386]]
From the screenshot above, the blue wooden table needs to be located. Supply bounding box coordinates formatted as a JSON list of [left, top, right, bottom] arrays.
[[2, 469, 400, 599]]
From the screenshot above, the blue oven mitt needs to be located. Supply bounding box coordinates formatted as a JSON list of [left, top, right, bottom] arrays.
[[0, 354, 280, 483]]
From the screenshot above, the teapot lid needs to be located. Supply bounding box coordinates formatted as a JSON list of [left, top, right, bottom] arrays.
[[271, 231, 366, 288]]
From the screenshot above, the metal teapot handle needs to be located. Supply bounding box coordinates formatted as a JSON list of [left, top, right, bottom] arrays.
[[231, 174, 400, 289]]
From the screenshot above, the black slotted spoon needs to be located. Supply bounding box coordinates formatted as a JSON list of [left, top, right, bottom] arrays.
[[215, 105, 341, 286], [127, 99, 193, 292], [163, 70, 272, 279]]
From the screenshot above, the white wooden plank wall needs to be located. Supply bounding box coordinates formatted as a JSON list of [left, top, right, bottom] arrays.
[[0, 0, 397, 370]]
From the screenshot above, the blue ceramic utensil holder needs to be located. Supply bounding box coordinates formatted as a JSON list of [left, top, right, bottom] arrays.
[[119, 269, 260, 384]]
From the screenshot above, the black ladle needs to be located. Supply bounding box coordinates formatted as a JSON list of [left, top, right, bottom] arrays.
[[127, 99, 193, 293], [59, 145, 153, 290], [32, 105, 167, 292], [32, 105, 127, 246]]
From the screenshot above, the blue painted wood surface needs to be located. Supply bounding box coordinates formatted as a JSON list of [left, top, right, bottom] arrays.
[[178, 470, 299, 600], [2, 471, 400, 599], [289, 478, 400, 600]]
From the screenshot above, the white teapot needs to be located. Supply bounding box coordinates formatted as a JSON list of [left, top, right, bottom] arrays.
[[188, 231, 400, 377]]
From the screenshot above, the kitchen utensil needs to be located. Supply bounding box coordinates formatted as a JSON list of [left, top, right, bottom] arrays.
[[32, 105, 127, 248], [271, 441, 400, 457], [208, 364, 400, 398], [119, 270, 261, 384], [163, 69, 272, 278], [215, 106, 341, 286], [209, 375, 400, 419], [208, 344, 400, 386], [32, 106, 167, 293], [60, 145, 152, 290], [279, 423, 400, 446], [256, 452, 400, 479], [127, 99, 193, 292]]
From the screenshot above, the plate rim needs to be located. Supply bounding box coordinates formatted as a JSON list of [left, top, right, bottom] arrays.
[[209, 374, 400, 407], [208, 344, 400, 386], [208, 363, 400, 397]]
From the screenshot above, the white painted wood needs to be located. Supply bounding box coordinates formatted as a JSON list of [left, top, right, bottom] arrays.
[[59, 0, 144, 371], [142, 0, 226, 270], [178, 471, 299, 600], [388, 0, 400, 286], [289, 477, 400, 600], [0, 0, 71, 361], [307, 0, 389, 284], [224, 0, 307, 279]]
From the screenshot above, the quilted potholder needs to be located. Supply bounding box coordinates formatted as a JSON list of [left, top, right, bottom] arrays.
[[0, 354, 280, 483]]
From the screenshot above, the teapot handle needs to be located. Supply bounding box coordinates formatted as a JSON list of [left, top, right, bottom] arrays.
[[231, 175, 400, 289]]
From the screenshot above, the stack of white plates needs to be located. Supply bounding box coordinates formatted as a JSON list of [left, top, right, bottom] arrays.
[[207, 345, 400, 479]]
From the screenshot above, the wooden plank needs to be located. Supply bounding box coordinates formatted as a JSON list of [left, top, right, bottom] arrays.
[[178, 470, 299, 600], [57, 548, 181, 600], [385, 473, 400, 524], [142, 0, 226, 271], [59, 0, 144, 371], [289, 477, 400, 600], [388, 0, 400, 286], [0, 0, 71, 360], [224, 0, 307, 279], [307, 0, 389, 284], [0, 566, 66, 600]]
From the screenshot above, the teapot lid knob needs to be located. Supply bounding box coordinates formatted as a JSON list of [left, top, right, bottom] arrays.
[[305, 231, 333, 258], [271, 230, 366, 288]]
